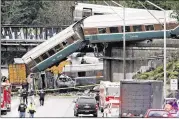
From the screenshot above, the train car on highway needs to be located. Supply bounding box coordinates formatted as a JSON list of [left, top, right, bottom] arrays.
[[22, 20, 87, 73], [63, 63, 103, 78]]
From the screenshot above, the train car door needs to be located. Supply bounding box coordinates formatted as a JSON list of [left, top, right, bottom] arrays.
[[41, 72, 47, 89]]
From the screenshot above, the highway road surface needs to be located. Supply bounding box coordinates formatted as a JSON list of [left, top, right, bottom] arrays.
[[1, 95, 102, 118]]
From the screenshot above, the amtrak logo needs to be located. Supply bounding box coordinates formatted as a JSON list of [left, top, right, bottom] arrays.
[[122, 35, 138, 38], [52, 55, 63, 61], [57, 54, 62, 58], [130, 35, 138, 38]]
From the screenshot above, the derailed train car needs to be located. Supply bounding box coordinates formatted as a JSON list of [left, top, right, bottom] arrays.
[[22, 19, 86, 73]]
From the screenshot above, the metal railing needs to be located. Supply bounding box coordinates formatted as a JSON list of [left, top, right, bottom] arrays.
[[1, 25, 69, 40]]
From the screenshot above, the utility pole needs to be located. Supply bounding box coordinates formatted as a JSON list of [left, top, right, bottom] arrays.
[[138, 0, 167, 98], [146, 0, 167, 99], [103, 1, 126, 117], [111, 0, 126, 79], [103, 0, 126, 80], [0, 0, 2, 116]]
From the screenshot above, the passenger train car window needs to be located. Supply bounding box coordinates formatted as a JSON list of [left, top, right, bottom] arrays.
[[94, 13, 104, 15], [66, 37, 74, 45], [62, 42, 67, 46], [48, 49, 56, 56], [34, 57, 41, 63], [28, 60, 36, 69], [82, 8, 92, 18], [98, 28, 106, 34], [72, 34, 79, 40], [41, 53, 48, 60], [54, 44, 63, 52], [109, 27, 119, 33], [121, 26, 131, 32], [133, 25, 142, 32], [145, 25, 154, 31]]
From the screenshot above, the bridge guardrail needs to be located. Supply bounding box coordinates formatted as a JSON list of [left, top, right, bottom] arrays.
[[1, 25, 69, 40]]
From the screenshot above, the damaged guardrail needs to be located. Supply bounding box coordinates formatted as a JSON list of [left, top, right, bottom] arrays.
[[12, 84, 99, 96]]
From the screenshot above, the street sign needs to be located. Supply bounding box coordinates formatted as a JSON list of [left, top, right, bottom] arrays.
[[170, 79, 178, 91]]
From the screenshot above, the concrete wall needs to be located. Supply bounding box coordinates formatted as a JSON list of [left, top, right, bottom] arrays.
[[103, 46, 179, 82]]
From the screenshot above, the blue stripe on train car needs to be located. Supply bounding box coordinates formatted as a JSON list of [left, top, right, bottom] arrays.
[[31, 40, 87, 72], [85, 30, 172, 42]]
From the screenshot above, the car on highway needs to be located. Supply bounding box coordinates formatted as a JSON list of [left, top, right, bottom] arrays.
[[73, 96, 98, 117], [144, 109, 173, 118]]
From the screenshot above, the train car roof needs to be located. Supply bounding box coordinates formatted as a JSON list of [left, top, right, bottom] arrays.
[[75, 3, 159, 13], [22, 23, 76, 61], [63, 63, 103, 72], [83, 10, 176, 28]]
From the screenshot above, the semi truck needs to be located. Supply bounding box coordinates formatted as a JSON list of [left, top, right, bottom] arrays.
[[8, 62, 49, 92], [8, 62, 66, 92], [99, 80, 163, 117]]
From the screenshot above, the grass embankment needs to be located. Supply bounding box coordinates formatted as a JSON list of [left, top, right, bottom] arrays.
[[133, 59, 179, 95]]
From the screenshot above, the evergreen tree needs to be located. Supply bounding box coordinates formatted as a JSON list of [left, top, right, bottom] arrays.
[[10, 0, 46, 25], [1, 0, 179, 25], [1, 0, 19, 24]]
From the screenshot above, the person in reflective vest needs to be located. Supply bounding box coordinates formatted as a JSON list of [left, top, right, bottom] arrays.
[[27, 102, 36, 118]]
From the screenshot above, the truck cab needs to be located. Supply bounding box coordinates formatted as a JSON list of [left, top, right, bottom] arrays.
[[99, 81, 120, 113]]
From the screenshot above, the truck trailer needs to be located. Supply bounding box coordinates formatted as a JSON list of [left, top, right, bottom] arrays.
[[8, 64, 28, 91], [119, 80, 163, 117], [99, 80, 163, 117]]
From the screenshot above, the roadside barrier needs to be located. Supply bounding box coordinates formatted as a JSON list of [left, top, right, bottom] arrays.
[[12, 84, 99, 96], [35, 84, 99, 92]]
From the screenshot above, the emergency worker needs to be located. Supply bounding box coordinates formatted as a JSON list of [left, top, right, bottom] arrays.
[[27, 102, 36, 118], [52, 66, 59, 88], [38, 89, 45, 106], [18, 101, 27, 118], [95, 92, 100, 107], [29, 90, 35, 105], [22, 88, 28, 104], [18, 87, 23, 101]]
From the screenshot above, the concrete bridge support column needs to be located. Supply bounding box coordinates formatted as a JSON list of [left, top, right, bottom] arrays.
[[103, 45, 112, 81]]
